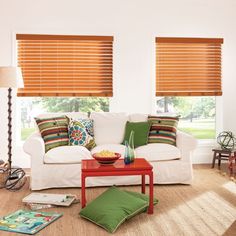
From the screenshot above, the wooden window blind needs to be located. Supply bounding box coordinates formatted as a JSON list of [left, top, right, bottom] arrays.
[[17, 34, 113, 97], [156, 37, 223, 96]]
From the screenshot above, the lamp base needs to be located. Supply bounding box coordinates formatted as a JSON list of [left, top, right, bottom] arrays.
[[0, 161, 26, 191], [5, 167, 26, 191]]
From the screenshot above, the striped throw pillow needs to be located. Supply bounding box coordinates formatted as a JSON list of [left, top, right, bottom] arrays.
[[148, 116, 179, 146], [35, 116, 69, 152]]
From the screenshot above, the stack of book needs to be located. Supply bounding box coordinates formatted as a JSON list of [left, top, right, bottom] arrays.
[[22, 193, 79, 210]]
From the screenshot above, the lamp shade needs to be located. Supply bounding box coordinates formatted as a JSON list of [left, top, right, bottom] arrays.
[[0, 66, 24, 88]]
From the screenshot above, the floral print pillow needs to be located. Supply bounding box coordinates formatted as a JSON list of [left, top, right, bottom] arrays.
[[68, 118, 96, 150]]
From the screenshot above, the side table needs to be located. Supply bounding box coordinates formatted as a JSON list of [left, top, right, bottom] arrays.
[[229, 154, 236, 175], [212, 149, 236, 174]]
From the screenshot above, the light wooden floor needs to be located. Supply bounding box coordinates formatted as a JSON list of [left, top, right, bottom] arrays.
[[0, 165, 236, 236]]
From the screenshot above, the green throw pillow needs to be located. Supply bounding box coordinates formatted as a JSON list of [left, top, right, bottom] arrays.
[[79, 186, 158, 233], [35, 116, 69, 153], [122, 121, 151, 148]]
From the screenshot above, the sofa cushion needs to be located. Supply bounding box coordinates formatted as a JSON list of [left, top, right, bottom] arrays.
[[129, 113, 148, 122], [68, 118, 95, 150], [135, 143, 181, 161], [44, 146, 92, 164], [91, 144, 126, 157], [35, 116, 69, 152], [148, 116, 179, 146], [90, 112, 129, 145]]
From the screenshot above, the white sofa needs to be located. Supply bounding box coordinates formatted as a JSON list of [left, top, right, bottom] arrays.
[[23, 112, 197, 190]]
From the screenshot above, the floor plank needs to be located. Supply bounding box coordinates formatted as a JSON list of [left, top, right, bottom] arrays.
[[0, 165, 236, 236]]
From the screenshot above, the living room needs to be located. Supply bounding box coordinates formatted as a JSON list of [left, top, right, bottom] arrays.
[[0, 0, 236, 235]]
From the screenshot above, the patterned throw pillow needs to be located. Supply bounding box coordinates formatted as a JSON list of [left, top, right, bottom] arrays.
[[35, 116, 69, 152], [68, 118, 95, 150], [148, 116, 179, 146]]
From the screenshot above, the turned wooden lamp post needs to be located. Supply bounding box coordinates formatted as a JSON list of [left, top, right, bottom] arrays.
[[0, 66, 26, 190]]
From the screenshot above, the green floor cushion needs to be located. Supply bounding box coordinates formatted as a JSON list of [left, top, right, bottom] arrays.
[[124, 190, 159, 213], [79, 186, 158, 233]]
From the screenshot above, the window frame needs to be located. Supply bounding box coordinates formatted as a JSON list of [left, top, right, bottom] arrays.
[[17, 96, 110, 143], [154, 37, 223, 143], [13, 32, 113, 145], [152, 96, 222, 144]]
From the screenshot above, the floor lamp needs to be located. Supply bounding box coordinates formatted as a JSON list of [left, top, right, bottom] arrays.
[[0, 66, 26, 190]]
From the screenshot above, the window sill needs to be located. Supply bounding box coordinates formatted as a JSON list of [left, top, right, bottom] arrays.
[[197, 139, 217, 147]]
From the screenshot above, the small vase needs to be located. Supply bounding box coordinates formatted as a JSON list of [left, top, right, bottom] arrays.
[[124, 131, 135, 165], [128, 130, 135, 163], [124, 141, 131, 164]]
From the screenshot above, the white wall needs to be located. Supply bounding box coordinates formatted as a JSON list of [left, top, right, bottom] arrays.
[[0, 0, 236, 167]]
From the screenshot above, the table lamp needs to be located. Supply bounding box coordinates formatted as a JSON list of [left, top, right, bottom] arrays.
[[0, 66, 26, 190]]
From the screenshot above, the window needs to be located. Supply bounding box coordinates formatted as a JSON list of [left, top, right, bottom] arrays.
[[156, 96, 215, 139], [16, 34, 113, 141], [17, 34, 113, 97], [19, 97, 109, 141], [155, 37, 223, 139]]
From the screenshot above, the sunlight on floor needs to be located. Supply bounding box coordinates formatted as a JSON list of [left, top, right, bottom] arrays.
[[160, 191, 236, 235], [223, 181, 236, 195]]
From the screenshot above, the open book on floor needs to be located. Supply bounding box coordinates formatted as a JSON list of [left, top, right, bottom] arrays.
[[22, 193, 78, 206]]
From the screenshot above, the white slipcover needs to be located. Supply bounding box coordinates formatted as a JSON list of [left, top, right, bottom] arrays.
[[91, 112, 129, 145], [23, 113, 198, 190], [44, 146, 92, 164], [135, 143, 181, 161], [91, 143, 180, 162], [129, 113, 148, 122]]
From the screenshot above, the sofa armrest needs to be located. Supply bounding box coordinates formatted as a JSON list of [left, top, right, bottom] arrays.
[[176, 130, 198, 152], [23, 132, 45, 166]]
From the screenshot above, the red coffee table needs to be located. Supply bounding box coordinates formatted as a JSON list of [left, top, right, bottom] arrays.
[[81, 158, 154, 214]]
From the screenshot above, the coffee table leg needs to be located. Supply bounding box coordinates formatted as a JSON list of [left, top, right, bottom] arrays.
[[148, 171, 154, 214], [142, 175, 145, 194], [81, 173, 86, 208]]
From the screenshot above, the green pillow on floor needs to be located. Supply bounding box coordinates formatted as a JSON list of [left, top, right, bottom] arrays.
[[79, 186, 158, 233], [124, 190, 158, 212]]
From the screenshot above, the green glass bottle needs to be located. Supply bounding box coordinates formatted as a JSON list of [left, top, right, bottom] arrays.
[[124, 140, 131, 164], [124, 131, 135, 164], [128, 130, 135, 163]]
